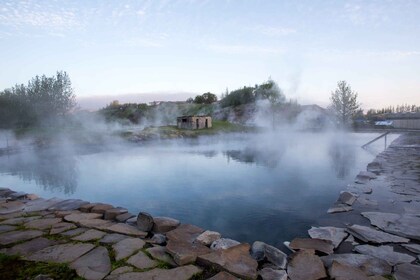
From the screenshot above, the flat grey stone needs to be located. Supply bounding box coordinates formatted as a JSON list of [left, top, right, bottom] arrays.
[[338, 191, 358, 206], [0, 237, 57, 257], [91, 203, 114, 214], [108, 223, 147, 237], [358, 171, 377, 179], [146, 246, 177, 267], [99, 233, 127, 244], [24, 218, 62, 230], [321, 253, 392, 276], [127, 251, 158, 269], [210, 238, 240, 250], [0, 200, 26, 214], [402, 243, 420, 254], [152, 217, 180, 233], [308, 226, 348, 248], [287, 249, 327, 280], [105, 265, 201, 280], [23, 198, 63, 212], [79, 203, 98, 212], [125, 217, 137, 226], [54, 210, 81, 218], [112, 238, 145, 260], [60, 227, 88, 237], [0, 230, 44, 245], [104, 208, 128, 220], [394, 263, 420, 280], [196, 230, 221, 246], [250, 241, 288, 269], [197, 244, 257, 279], [289, 238, 334, 255], [167, 224, 204, 243], [166, 239, 211, 265], [48, 199, 89, 211], [258, 268, 287, 280], [115, 212, 135, 223], [0, 216, 41, 225], [50, 222, 77, 235], [362, 212, 420, 241], [327, 203, 353, 214], [77, 219, 114, 230], [354, 245, 416, 266], [136, 212, 154, 231], [70, 246, 111, 280], [328, 261, 369, 280], [0, 224, 17, 233], [347, 224, 410, 244], [110, 266, 133, 275], [28, 243, 95, 263], [72, 229, 107, 241], [64, 213, 103, 223]]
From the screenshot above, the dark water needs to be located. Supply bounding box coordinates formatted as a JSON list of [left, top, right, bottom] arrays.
[[0, 132, 397, 247]]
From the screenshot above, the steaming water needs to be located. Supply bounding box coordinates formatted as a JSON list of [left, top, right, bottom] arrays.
[[0, 132, 398, 247]]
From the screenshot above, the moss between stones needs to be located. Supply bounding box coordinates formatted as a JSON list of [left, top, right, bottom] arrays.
[[0, 253, 84, 280]]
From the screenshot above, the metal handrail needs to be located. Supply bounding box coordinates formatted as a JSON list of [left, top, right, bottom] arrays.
[[362, 131, 390, 149]]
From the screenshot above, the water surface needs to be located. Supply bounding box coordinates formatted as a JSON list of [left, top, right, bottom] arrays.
[[0, 131, 397, 247]]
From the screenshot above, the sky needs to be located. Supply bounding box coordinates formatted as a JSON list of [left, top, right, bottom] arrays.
[[0, 0, 419, 110]]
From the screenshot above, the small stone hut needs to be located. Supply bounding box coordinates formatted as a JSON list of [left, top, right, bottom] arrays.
[[177, 116, 212, 130]]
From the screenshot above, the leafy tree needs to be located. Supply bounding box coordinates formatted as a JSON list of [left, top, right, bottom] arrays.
[[0, 71, 76, 128], [193, 92, 218, 104], [329, 81, 360, 127]]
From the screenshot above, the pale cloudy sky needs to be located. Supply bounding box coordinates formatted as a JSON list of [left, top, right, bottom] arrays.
[[0, 0, 419, 109]]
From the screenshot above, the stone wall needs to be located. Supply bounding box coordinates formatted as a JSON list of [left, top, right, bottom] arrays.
[[177, 116, 212, 130]]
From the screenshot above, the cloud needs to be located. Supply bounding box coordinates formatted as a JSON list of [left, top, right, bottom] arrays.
[[119, 37, 163, 48], [342, 1, 388, 26], [0, 1, 81, 30], [207, 43, 284, 55]]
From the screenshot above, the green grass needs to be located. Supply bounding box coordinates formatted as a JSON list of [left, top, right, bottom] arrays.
[[0, 253, 83, 280]]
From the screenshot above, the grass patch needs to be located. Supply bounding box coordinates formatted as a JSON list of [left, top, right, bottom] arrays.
[[0, 253, 83, 280]]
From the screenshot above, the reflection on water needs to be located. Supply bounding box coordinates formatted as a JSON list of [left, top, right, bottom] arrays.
[[0, 149, 78, 194], [0, 132, 399, 246]]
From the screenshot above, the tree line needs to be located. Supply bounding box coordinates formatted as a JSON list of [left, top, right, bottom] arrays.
[[0, 71, 75, 129]]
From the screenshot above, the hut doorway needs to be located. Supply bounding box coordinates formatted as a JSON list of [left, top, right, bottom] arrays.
[[205, 119, 208, 128], [196, 119, 199, 129]]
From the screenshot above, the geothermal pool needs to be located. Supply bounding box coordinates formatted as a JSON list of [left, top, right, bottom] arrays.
[[0, 132, 398, 247]]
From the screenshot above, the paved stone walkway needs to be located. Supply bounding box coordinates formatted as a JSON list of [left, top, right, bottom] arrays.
[[0, 132, 419, 280]]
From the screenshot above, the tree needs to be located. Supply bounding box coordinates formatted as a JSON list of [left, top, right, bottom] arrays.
[[0, 71, 76, 127], [329, 81, 360, 127], [193, 92, 217, 104]]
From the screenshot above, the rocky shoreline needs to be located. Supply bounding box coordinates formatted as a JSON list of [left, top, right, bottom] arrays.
[[0, 132, 419, 280]]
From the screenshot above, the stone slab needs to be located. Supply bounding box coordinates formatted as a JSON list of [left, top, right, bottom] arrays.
[[0, 224, 17, 233], [24, 218, 62, 230], [197, 243, 258, 279], [354, 245, 416, 266], [70, 246, 111, 280], [99, 233, 127, 244], [289, 238, 334, 254], [308, 226, 348, 248], [50, 222, 77, 235], [28, 243, 95, 263], [107, 223, 147, 237], [112, 238, 145, 260], [105, 265, 202, 280], [72, 229, 107, 241], [48, 199, 89, 211], [64, 213, 103, 223], [321, 253, 392, 276], [0, 230, 44, 245], [152, 217, 180, 233], [146, 246, 177, 267], [127, 251, 158, 269], [166, 239, 211, 265], [394, 263, 420, 280], [0, 237, 57, 257], [347, 224, 410, 244], [166, 224, 204, 243], [287, 249, 327, 280]]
